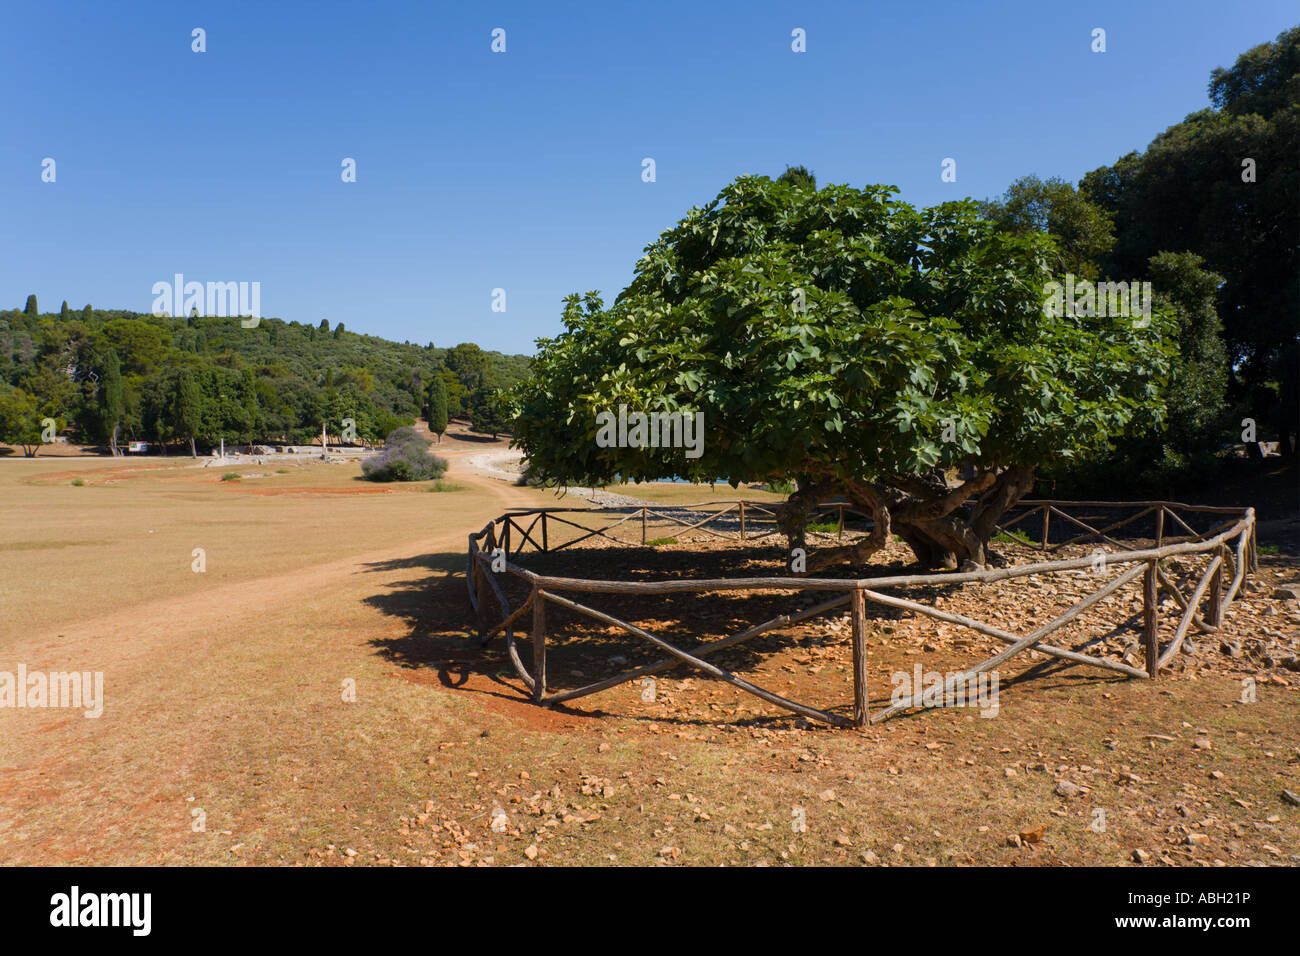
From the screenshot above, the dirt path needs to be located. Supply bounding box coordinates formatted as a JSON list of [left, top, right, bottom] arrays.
[[4, 460, 520, 666]]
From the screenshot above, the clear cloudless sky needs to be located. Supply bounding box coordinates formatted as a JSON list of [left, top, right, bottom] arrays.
[[2, 1, 1295, 354]]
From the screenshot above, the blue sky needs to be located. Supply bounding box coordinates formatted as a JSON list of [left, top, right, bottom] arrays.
[[2, 1, 1294, 354]]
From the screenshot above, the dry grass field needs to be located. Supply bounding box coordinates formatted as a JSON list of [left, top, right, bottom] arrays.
[[0, 446, 1296, 867]]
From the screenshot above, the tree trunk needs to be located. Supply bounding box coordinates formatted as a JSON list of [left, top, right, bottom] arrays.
[[780, 466, 1036, 572], [803, 481, 892, 572], [189, 436, 196, 458], [773, 479, 835, 559]]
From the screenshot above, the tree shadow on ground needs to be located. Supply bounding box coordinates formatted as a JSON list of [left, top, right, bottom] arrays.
[[355, 539, 1142, 730]]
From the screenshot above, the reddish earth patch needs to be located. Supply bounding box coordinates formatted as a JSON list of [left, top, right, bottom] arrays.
[[226, 484, 393, 495], [395, 667, 596, 733], [22, 464, 180, 485]]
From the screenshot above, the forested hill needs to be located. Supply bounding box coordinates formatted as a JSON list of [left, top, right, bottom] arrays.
[[0, 300, 532, 450]]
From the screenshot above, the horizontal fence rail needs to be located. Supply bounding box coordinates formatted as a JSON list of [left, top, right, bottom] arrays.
[[464, 499, 1256, 728]]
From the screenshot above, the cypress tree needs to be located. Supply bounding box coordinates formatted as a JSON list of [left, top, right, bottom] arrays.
[[176, 370, 202, 457], [428, 376, 448, 443], [99, 350, 124, 455]]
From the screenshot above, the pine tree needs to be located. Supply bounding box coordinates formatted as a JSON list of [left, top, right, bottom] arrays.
[[60, 301, 70, 319], [23, 295, 37, 315]]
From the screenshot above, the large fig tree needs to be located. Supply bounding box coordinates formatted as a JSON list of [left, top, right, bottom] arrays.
[[510, 176, 1175, 571]]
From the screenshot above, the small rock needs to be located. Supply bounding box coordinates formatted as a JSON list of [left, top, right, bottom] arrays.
[[1132, 848, 1151, 864], [860, 850, 879, 864], [1193, 736, 1212, 750], [1018, 825, 1045, 845], [1186, 832, 1209, 847], [1055, 780, 1081, 798], [1282, 790, 1300, 807], [524, 844, 538, 860]]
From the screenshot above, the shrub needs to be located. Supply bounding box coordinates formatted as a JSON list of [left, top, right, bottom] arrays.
[[383, 426, 426, 450], [221, 472, 240, 481], [363, 428, 447, 482], [425, 480, 463, 492], [70, 478, 85, 487]]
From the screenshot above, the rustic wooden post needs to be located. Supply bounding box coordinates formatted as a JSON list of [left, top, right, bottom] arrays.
[[541, 512, 548, 552], [739, 500, 746, 540], [1207, 545, 1224, 627], [503, 518, 512, 558], [1143, 560, 1159, 677], [1155, 507, 1164, 550], [473, 560, 487, 639], [838, 505, 844, 542], [532, 589, 547, 702], [1041, 505, 1050, 551], [850, 590, 869, 728], [641, 507, 647, 545]]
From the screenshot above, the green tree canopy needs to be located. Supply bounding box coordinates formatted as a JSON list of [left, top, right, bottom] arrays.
[[0, 385, 44, 456], [980, 174, 1115, 280], [776, 164, 817, 190], [511, 175, 1177, 569], [1081, 25, 1299, 448]]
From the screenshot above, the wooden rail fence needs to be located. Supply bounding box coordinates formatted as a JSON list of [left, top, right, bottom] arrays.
[[465, 499, 1256, 728]]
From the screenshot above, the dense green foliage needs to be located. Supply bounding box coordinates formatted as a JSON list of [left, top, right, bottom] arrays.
[[0, 306, 529, 453], [361, 426, 448, 482], [511, 175, 1178, 569], [1080, 25, 1299, 452], [0, 385, 43, 456], [980, 175, 1116, 281]]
